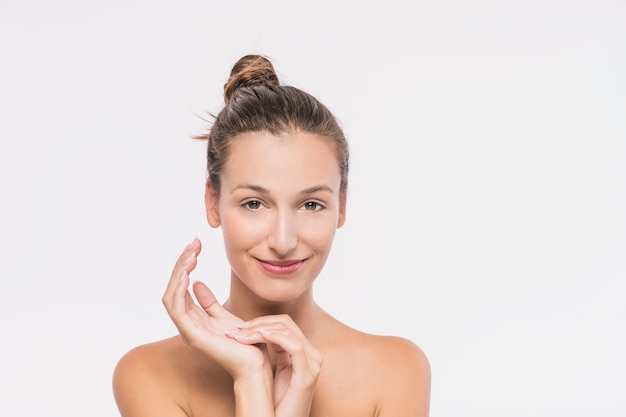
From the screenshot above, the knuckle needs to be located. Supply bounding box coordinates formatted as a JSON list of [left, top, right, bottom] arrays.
[[293, 344, 304, 354], [277, 313, 291, 323]]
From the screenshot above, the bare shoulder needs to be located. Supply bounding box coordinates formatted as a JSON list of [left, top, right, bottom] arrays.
[[365, 333, 431, 416], [321, 323, 431, 416], [373, 333, 430, 374], [349, 330, 430, 384], [112, 336, 191, 417]]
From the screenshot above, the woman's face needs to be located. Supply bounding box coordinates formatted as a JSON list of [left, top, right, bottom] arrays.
[[205, 131, 346, 303]]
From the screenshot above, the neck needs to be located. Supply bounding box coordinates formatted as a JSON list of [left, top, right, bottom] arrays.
[[222, 277, 322, 338]]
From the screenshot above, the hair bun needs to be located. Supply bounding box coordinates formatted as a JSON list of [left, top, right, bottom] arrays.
[[223, 54, 279, 104]]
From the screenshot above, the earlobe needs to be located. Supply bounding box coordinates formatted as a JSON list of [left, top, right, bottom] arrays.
[[205, 180, 221, 228]]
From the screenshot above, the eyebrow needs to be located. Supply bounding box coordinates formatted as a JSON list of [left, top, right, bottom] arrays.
[[231, 184, 335, 195], [300, 185, 335, 195], [231, 184, 268, 194]]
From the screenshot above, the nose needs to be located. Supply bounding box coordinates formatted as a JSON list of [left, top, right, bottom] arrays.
[[267, 208, 298, 255]]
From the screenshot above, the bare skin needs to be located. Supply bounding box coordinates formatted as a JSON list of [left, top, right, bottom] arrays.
[[112, 133, 431, 416]]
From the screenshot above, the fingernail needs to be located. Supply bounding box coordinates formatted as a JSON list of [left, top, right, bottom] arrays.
[[187, 236, 198, 247]]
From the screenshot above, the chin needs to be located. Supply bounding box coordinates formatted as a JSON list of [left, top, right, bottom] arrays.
[[242, 276, 311, 304]]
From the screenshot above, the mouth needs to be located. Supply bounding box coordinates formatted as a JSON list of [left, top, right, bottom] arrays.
[[256, 258, 305, 275]]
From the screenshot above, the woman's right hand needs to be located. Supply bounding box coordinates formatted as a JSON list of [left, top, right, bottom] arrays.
[[225, 314, 322, 417], [161, 238, 271, 381]]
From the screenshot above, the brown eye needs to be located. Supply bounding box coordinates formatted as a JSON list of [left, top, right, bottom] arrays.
[[244, 200, 262, 210], [302, 201, 324, 212]]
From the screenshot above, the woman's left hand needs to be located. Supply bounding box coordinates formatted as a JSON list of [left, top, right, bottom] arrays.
[[225, 314, 322, 417], [162, 239, 272, 381]]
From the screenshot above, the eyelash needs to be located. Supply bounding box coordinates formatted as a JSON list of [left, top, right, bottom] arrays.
[[302, 201, 325, 212], [241, 200, 325, 212], [242, 200, 264, 211]]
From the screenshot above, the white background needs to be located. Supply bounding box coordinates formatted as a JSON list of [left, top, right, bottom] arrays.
[[1, 1, 625, 416]]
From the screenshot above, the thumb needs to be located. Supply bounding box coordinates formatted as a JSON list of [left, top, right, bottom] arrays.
[[192, 280, 233, 319]]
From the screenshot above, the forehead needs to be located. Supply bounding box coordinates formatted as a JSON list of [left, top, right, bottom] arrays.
[[222, 132, 341, 192]]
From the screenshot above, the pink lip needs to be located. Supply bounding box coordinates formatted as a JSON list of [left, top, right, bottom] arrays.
[[257, 259, 304, 275]]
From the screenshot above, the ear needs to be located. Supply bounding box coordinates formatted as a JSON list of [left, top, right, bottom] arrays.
[[205, 180, 221, 228], [337, 191, 347, 228]]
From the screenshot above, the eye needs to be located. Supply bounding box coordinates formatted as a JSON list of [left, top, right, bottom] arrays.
[[243, 200, 263, 211], [302, 201, 324, 212]]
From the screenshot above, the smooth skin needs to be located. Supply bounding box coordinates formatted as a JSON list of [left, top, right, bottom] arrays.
[[112, 132, 431, 417]]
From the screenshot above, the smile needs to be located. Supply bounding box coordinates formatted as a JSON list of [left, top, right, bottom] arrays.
[[256, 259, 305, 275]]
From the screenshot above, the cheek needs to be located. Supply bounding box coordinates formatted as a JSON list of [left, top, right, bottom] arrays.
[[299, 216, 338, 251], [220, 212, 264, 251]]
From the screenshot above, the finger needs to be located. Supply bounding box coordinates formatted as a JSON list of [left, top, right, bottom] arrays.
[[239, 315, 308, 343], [172, 237, 202, 274], [240, 314, 300, 331], [163, 253, 194, 309], [184, 237, 202, 270], [257, 330, 303, 354], [180, 237, 202, 273], [168, 272, 210, 347], [163, 239, 201, 306], [229, 327, 320, 376], [231, 321, 317, 358], [261, 330, 322, 381], [226, 325, 287, 344], [192, 281, 235, 319], [169, 270, 191, 320]]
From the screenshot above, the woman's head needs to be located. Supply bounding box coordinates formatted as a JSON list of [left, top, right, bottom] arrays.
[[196, 54, 349, 195]]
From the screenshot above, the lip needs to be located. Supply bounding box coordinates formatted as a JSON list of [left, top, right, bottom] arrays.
[[256, 258, 305, 275]]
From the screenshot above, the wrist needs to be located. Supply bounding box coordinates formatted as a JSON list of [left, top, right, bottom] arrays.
[[232, 365, 273, 388], [233, 368, 274, 417]]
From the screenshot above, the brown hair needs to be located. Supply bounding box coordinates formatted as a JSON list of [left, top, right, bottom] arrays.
[[195, 54, 349, 194]]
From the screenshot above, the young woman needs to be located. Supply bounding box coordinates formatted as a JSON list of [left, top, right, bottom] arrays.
[[113, 54, 431, 417]]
